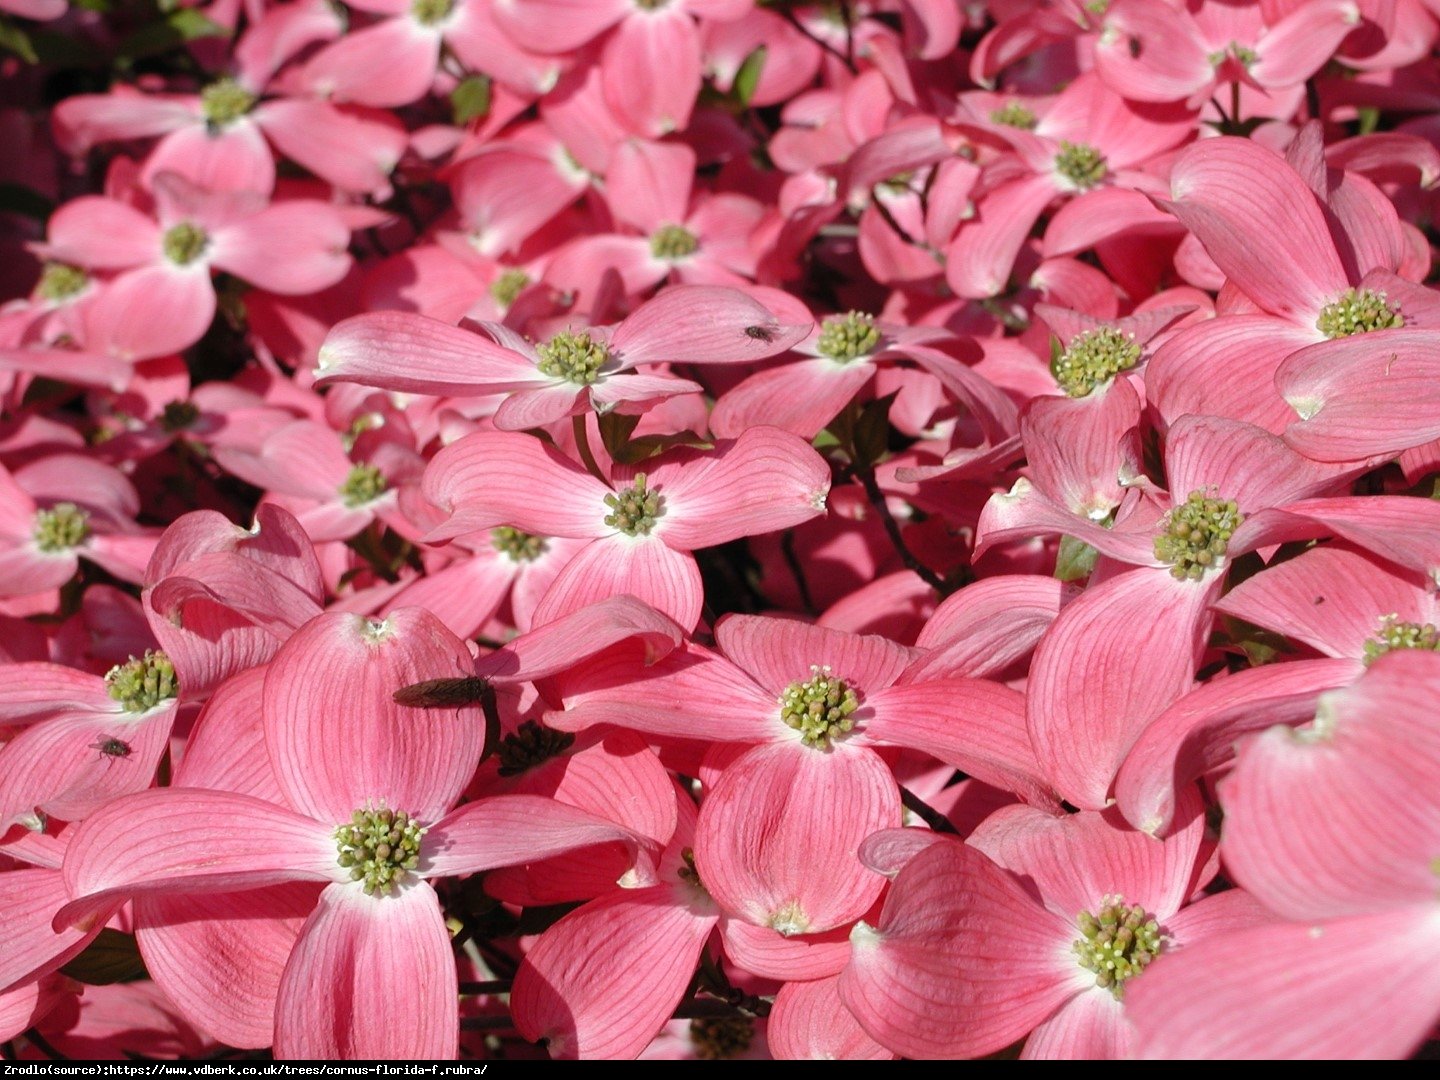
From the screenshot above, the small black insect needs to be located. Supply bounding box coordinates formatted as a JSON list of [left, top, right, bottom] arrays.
[[393, 676, 493, 709], [744, 325, 777, 343], [92, 736, 132, 759]]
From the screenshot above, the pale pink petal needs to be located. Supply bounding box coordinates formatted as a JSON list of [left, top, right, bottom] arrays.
[[610, 285, 811, 368], [492, 0, 627, 52], [906, 575, 1071, 680], [972, 480, 1160, 568], [606, 139, 695, 233], [768, 974, 895, 1060], [1027, 569, 1215, 810], [86, 265, 216, 361], [475, 594, 684, 683], [694, 741, 899, 934], [135, 884, 322, 1050], [945, 173, 1057, 299], [303, 19, 440, 108], [1278, 328, 1440, 461], [1128, 906, 1440, 1060], [1114, 657, 1362, 837], [649, 428, 831, 551], [44, 198, 160, 269], [1219, 652, 1440, 919], [52, 92, 198, 154], [317, 312, 548, 396], [531, 534, 704, 631], [1164, 413, 1351, 513], [1021, 987, 1127, 1059], [263, 608, 484, 824], [421, 432, 610, 542], [1164, 137, 1345, 320], [718, 917, 852, 981], [255, 100, 404, 195], [57, 789, 342, 931], [601, 9, 700, 137], [210, 203, 350, 295], [451, 148, 586, 258], [1092, 0, 1210, 102], [142, 121, 276, 196], [421, 794, 648, 878], [492, 383, 589, 431], [273, 880, 457, 1059], [512, 883, 718, 1060], [714, 614, 916, 695], [839, 839, 1078, 1059], [0, 868, 101, 992], [1252, 0, 1365, 87], [709, 358, 876, 441]]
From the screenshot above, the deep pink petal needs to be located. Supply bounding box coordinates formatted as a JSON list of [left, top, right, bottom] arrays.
[[610, 285, 811, 368], [0, 868, 101, 993], [1021, 987, 1127, 1060], [57, 790, 341, 931], [768, 975, 895, 1060], [1164, 413, 1351, 513], [475, 594, 684, 684], [142, 122, 276, 196], [839, 839, 1078, 1059], [601, 9, 700, 137], [1128, 907, 1440, 1060], [714, 614, 916, 696], [710, 358, 875, 441], [210, 203, 351, 295], [255, 100, 405, 195], [44, 198, 159, 269], [532, 535, 704, 631], [512, 883, 718, 1059], [694, 741, 899, 935], [1027, 569, 1215, 810], [906, 575, 1071, 681], [86, 265, 216, 361], [946, 173, 1057, 299], [303, 19, 440, 107], [717, 917, 852, 981], [274, 879, 457, 1059], [263, 608, 484, 824]]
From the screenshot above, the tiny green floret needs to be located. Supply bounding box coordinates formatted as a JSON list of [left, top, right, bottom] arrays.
[[1364, 615, 1440, 664], [1054, 141, 1108, 190], [536, 330, 609, 385], [1074, 896, 1163, 997], [105, 650, 177, 713], [339, 462, 387, 507], [1051, 326, 1141, 397], [162, 222, 209, 267], [1316, 287, 1403, 338], [779, 664, 859, 747], [603, 473, 662, 536], [201, 78, 257, 127], [410, 0, 453, 25], [336, 806, 423, 895], [990, 101, 1038, 130], [496, 719, 574, 776], [37, 262, 88, 302], [635, 0, 671, 8], [490, 526, 547, 563], [490, 268, 530, 309], [650, 223, 698, 260], [689, 1016, 755, 1060], [1153, 490, 1244, 582], [33, 502, 90, 553], [816, 311, 880, 362]]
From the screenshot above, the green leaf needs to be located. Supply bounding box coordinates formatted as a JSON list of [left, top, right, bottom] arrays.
[[451, 75, 492, 126], [1054, 535, 1099, 582], [59, 928, 147, 985], [0, 19, 38, 63], [119, 8, 226, 62], [732, 46, 767, 107], [853, 392, 897, 469]]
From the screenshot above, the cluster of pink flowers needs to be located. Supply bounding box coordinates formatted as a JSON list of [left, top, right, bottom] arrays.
[[3, 0, 1440, 1062]]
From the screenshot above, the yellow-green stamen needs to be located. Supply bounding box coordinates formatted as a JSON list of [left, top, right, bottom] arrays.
[[33, 503, 90, 553], [1054, 141, 1107, 190], [1364, 615, 1440, 664], [37, 262, 88, 302], [339, 462, 387, 508], [779, 664, 858, 748], [490, 268, 530, 309], [650, 223, 698, 260], [536, 330, 609, 385], [1074, 896, 1163, 998], [1153, 490, 1243, 582], [816, 311, 880, 362], [105, 651, 177, 712], [335, 806, 423, 895], [1316, 287, 1403, 338], [410, 0, 453, 24], [603, 474, 662, 536], [1051, 326, 1141, 397], [490, 526, 546, 563], [990, 101, 1037, 130], [162, 222, 209, 267], [200, 78, 256, 127]]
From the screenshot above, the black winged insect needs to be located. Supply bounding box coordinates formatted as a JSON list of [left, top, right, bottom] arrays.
[[744, 324, 777, 343], [92, 735, 132, 760]]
